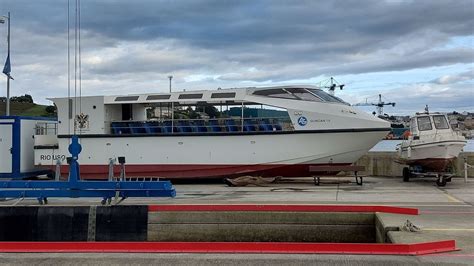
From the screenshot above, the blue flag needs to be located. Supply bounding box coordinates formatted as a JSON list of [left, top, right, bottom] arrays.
[[3, 54, 13, 80]]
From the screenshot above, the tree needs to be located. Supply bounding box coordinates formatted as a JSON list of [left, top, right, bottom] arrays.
[[45, 105, 56, 114], [11, 94, 34, 103], [197, 103, 220, 118], [185, 107, 200, 119]]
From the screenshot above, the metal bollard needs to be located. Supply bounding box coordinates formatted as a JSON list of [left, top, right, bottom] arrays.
[[118, 156, 126, 181], [465, 158, 473, 183], [55, 159, 61, 181], [108, 158, 115, 181], [466, 159, 468, 183]]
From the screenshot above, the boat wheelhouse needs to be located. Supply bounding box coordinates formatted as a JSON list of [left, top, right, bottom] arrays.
[[34, 85, 390, 179]]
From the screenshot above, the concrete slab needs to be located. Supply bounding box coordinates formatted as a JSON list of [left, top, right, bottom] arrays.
[[379, 211, 474, 255], [0, 176, 473, 265], [0, 252, 461, 266]]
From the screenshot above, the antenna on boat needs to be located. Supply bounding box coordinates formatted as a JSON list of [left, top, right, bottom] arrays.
[[319, 77, 345, 96], [168, 75, 173, 93], [67, 0, 71, 135], [67, 0, 83, 135]]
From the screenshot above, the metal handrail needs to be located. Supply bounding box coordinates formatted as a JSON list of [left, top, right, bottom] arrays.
[[465, 158, 473, 183], [110, 117, 293, 134], [35, 122, 58, 136]]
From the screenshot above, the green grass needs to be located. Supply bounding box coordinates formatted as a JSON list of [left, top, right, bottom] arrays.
[[0, 102, 53, 117]]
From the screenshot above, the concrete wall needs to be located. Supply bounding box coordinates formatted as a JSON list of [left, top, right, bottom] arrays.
[[148, 211, 376, 243], [0, 206, 148, 241], [355, 152, 474, 178]]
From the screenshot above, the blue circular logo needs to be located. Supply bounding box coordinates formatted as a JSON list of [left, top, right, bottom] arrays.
[[297, 116, 308, 126]]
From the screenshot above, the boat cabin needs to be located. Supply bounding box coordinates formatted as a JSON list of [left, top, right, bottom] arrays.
[[409, 112, 451, 138], [41, 85, 352, 137]]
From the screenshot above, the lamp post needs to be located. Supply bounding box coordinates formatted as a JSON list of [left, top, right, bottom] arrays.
[[168, 75, 173, 93], [0, 12, 10, 116]]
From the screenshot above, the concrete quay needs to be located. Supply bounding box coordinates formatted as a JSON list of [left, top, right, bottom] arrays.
[[356, 151, 474, 177], [0, 176, 473, 265]]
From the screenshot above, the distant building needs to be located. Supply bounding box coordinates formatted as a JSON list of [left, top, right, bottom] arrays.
[[464, 117, 474, 129]]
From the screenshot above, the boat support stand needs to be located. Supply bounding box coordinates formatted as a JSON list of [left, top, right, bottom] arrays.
[[0, 136, 176, 204]]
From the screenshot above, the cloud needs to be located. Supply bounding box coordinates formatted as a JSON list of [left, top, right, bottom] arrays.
[[0, 0, 472, 114], [360, 77, 474, 114], [431, 69, 474, 84]]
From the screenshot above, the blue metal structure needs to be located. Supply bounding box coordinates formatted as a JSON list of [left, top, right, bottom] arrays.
[[0, 116, 55, 179], [0, 135, 176, 204]]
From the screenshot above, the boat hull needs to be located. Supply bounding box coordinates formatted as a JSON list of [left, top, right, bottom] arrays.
[[35, 130, 389, 179], [49, 163, 350, 179], [397, 140, 466, 172]]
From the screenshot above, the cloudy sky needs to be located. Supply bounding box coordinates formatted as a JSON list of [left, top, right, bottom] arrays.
[[0, 0, 472, 115]]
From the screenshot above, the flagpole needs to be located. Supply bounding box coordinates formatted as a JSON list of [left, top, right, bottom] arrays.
[[6, 11, 10, 116]]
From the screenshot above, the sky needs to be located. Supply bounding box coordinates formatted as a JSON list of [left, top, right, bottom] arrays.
[[0, 0, 472, 115]]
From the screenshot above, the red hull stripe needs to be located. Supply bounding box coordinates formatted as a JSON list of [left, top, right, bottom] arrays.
[[148, 204, 419, 215], [0, 240, 456, 255], [45, 163, 351, 179]]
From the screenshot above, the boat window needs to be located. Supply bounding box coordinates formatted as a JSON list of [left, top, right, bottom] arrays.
[[147, 95, 171, 100], [285, 88, 322, 102], [253, 89, 298, 99], [307, 89, 347, 103], [211, 92, 236, 98], [178, 93, 203, 99], [417, 116, 432, 131], [410, 118, 418, 135], [433, 115, 449, 129], [115, 96, 139, 101]]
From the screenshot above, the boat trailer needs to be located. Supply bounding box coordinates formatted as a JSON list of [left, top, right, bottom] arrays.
[[309, 165, 365, 186], [0, 136, 176, 204], [402, 166, 453, 187]]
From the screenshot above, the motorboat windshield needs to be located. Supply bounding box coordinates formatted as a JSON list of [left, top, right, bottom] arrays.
[[252, 87, 348, 105], [410, 114, 451, 135]]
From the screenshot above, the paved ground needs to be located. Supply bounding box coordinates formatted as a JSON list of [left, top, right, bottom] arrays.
[[1, 176, 473, 265]]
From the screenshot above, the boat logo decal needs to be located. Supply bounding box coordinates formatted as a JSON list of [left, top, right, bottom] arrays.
[[297, 116, 308, 126], [76, 113, 89, 130]]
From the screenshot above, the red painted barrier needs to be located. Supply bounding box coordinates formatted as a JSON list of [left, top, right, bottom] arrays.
[[0, 240, 456, 255], [148, 204, 419, 215]]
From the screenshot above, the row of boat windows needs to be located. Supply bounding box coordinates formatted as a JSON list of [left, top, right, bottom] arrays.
[[110, 119, 286, 135], [114, 92, 237, 102], [415, 115, 450, 131], [113, 88, 347, 104]]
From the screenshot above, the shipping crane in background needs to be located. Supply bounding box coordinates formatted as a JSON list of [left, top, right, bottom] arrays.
[[318, 77, 345, 96], [354, 94, 396, 116]]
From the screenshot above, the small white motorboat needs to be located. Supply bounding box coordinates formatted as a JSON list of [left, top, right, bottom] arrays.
[[396, 106, 466, 185]]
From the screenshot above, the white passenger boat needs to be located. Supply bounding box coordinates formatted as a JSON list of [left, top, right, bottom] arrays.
[[396, 108, 466, 173], [33, 85, 390, 179]]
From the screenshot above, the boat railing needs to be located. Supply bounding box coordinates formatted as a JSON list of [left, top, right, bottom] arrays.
[[35, 122, 58, 136], [109, 117, 293, 135]]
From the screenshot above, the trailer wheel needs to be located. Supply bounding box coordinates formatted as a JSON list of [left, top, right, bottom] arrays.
[[436, 177, 447, 187], [403, 167, 410, 182]]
